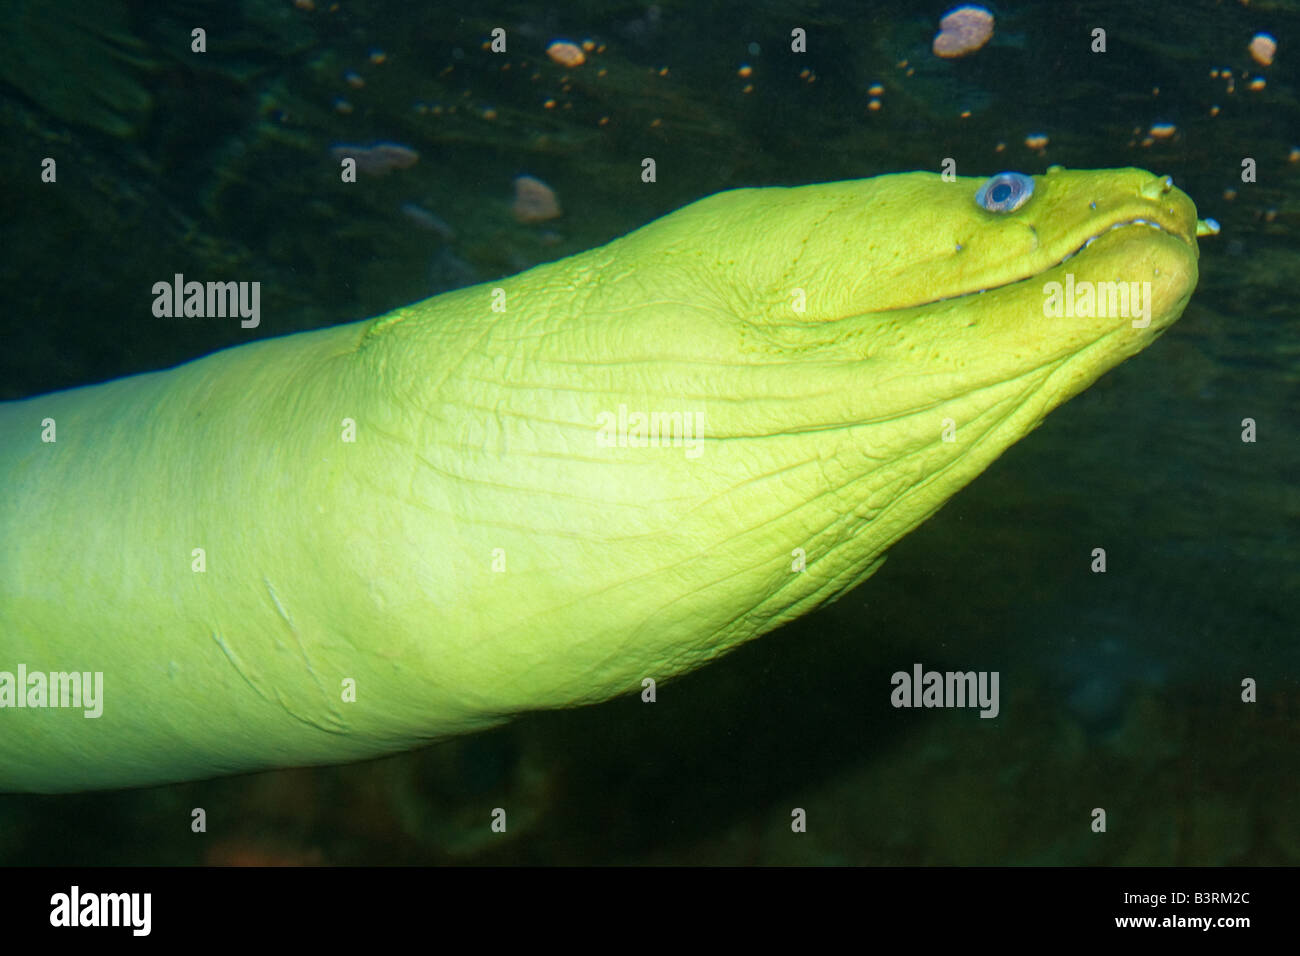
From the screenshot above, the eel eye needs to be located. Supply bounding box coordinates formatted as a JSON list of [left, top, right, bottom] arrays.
[[975, 172, 1034, 213]]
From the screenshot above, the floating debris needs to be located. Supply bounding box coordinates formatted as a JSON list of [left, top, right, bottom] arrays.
[[1024, 132, 1049, 150], [329, 141, 420, 176], [933, 5, 994, 59], [1148, 123, 1177, 140], [1249, 34, 1276, 67], [512, 175, 561, 223], [547, 41, 585, 67]]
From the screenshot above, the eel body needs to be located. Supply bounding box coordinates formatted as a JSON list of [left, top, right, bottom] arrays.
[[0, 168, 1204, 791]]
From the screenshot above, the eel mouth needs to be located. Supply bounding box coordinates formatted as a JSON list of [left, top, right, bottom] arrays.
[[910, 214, 1194, 310], [1056, 217, 1176, 265]]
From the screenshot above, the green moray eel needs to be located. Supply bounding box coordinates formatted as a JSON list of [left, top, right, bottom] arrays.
[[0, 167, 1208, 792]]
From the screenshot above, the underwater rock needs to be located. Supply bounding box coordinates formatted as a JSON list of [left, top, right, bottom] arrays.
[[932, 5, 994, 59], [547, 41, 586, 67], [512, 174, 562, 223], [329, 141, 419, 176], [1249, 33, 1277, 67]]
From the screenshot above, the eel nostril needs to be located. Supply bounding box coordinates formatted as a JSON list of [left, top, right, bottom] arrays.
[[1140, 175, 1174, 200]]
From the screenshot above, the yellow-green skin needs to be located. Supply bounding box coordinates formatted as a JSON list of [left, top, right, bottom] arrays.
[[0, 168, 1202, 791]]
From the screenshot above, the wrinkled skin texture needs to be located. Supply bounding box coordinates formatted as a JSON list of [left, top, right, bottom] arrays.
[[0, 168, 1202, 791]]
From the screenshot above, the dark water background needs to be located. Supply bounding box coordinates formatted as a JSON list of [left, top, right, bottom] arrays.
[[1, 0, 1297, 863]]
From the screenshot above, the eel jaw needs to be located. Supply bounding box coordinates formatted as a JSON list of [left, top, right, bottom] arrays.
[[1057, 217, 1173, 265], [889, 217, 1190, 313], [932, 218, 1187, 306]]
